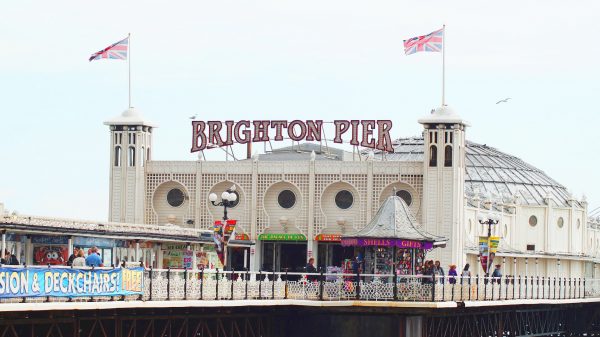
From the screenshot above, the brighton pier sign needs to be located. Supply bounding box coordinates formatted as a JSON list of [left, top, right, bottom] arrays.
[[191, 120, 394, 153]]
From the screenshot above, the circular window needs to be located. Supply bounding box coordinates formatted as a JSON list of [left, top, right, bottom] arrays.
[[528, 215, 538, 227], [557, 217, 564, 228], [335, 190, 354, 209], [277, 190, 296, 209], [395, 190, 412, 206], [167, 189, 185, 207]]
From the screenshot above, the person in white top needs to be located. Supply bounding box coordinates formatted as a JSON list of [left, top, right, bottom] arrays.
[[460, 263, 472, 284], [72, 249, 86, 267]]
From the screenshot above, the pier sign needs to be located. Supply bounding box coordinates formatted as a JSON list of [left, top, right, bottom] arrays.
[[191, 120, 394, 152], [0, 267, 144, 298]]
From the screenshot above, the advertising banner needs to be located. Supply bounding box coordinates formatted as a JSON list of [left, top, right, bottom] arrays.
[[162, 244, 192, 269], [33, 246, 68, 265], [478, 236, 489, 273], [478, 236, 500, 273], [488, 236, 500, 271], [489, 236, 500, 254], [0, 267, 144, 298]]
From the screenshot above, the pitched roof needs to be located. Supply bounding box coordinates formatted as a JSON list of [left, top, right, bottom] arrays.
[[344, 195, 446, 242]]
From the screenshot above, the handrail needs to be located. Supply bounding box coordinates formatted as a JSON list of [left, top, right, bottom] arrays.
[[1, 265, 599, 303]]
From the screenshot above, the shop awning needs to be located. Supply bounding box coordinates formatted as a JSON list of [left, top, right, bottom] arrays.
[[342, 195, 446, 247], [258, 233, 307, 241]]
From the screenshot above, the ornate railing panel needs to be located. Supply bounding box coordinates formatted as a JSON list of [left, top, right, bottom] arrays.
[[0, 265, 597, 304]]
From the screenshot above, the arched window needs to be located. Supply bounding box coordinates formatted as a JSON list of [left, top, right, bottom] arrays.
[[128, 147, 136, 167], [429, 145, 437, 167], [147, 148, 151, 161], [114, 146, 122, 167], [444, 145, 453, 167], [141, 147, 145, 167]]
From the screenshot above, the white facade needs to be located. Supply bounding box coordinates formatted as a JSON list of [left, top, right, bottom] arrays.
[[105, 106, 594, 277]]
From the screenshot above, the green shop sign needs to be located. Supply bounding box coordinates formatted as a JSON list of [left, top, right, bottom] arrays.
[[258, 233, 307, 241]]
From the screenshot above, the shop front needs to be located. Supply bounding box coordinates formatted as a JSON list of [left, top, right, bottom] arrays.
[[341, 195, 446, 277], [226, 232, 252, 271], [259, 233, 307, 273], [341, 238, 431, 275], [73, 236, 115, 266], [315, 234, 354, 273], [115, 240, 156, 267]]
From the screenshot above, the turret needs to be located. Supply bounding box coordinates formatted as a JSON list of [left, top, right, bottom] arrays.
[[104, 107, 156, 223], [418, 106, 469, 268]]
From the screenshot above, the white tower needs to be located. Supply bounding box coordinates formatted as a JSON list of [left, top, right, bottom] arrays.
[[104, 108, 155, 223], [418, 106, 468, 268]]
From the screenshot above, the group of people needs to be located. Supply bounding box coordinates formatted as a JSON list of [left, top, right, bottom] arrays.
[[420, 260, 446, 283], [422, 262, 503, 284], [67, 246, 104, 267]]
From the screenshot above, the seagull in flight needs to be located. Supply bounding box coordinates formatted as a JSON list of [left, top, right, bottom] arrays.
[[496, 98, 511, 104]]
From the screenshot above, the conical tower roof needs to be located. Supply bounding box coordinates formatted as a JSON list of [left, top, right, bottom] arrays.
[[344, 195, 446, 243]]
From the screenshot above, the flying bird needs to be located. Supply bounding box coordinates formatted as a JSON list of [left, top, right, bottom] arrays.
[[189, 115, 197, 119], [496, 98, 511, 104]]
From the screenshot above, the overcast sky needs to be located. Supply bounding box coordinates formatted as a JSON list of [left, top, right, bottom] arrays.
[[0, 0, 598, 220]]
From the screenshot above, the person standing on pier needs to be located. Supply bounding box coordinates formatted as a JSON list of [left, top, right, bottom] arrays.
[[433, 260, 445, 283], [85, 246, 103, 267], [491, 264, 502, 283], [306, 258, 317, 282], [448, 265, 458, 284]]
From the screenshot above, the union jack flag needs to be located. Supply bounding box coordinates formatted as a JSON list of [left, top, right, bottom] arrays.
[[403, 28, 443, 55], [89, 36, 129, 62]]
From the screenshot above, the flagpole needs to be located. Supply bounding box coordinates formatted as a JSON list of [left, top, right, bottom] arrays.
[[128, 32, 131, 108], [442, 24, 445, 107]]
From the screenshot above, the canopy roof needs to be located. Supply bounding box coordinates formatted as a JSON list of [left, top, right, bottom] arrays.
[[344, 195, 446, 243]]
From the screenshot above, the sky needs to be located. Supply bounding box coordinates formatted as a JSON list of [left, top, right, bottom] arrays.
[[0, 0, 599, 220]]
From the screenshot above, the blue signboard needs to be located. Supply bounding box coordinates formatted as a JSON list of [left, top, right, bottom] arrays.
[[31, 235, 69, 245], [74, 237, 115, 248], [0, 267, 144, 298]]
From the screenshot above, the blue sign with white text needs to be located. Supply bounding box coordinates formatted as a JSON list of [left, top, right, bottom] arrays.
[[0, 267, 144, 298]]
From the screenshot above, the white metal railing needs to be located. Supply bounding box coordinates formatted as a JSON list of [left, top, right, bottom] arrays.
[[1, 266, 598, 304], [139, 270, 599, 302]]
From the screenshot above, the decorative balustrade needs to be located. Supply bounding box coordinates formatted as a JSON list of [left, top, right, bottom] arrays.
[[1, 265, 599, 304]]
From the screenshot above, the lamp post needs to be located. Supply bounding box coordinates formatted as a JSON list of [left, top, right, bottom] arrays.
[[209, 185, 238, 269], [477, 212, 500, 275]]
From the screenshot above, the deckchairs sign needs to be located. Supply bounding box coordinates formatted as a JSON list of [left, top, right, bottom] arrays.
[[0, 267, 144, 298], [191, 120, 394, 152]]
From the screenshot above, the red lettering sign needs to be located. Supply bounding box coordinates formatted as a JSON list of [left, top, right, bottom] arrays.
[[191, 120, 394, 153]]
